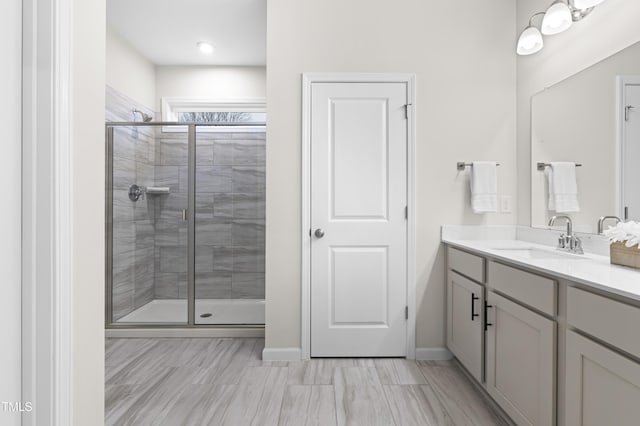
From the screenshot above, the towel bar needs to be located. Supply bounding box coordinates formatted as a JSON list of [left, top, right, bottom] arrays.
[[537, 162, 582, 171], [457, 162, 501, 171]]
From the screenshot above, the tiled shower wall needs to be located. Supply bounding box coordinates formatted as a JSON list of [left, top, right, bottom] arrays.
[[153, 131, 266, 300], [107, 86, 266, 321], [107, 87, 157, 320]]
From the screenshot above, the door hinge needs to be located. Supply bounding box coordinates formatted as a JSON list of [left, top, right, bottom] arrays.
[[625, 105, 635, 121], [405, 306, 409, 320], [182, 208, 188, 222], [405, 206, 408, 219], [404, 103, 412, 119]]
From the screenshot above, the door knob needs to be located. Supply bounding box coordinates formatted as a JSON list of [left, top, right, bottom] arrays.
[[314, 228, 325, 238]]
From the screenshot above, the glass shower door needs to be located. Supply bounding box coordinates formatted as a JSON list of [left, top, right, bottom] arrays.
[[194, 125, 266, 325], [107, 124, 189, 324]]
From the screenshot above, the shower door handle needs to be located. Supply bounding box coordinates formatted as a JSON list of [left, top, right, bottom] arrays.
[[182, 208, 188, 222]]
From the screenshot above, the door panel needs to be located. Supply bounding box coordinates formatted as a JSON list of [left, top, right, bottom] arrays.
[[566, 330, 640, 426], [486, 291, 556, 426], [331, 247, 388, 324], [311, 82, 408, 357], [446, 271, 483, 382], [332, 99, 389, 219]]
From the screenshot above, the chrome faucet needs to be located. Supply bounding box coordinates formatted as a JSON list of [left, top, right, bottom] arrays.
[[549, 215, 572, 235], [548, 215, 583, 254], [597, 216, 621, 234]]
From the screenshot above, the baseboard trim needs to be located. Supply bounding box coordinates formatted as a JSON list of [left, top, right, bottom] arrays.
[[105, 328, 265, 338], [415, 347, 453, 361], [262, 347, 302, 361]]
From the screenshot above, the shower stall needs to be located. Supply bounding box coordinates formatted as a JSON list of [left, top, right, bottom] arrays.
[[105, 120, 265, 327]]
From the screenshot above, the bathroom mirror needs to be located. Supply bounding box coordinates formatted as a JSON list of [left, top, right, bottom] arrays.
[[531, 41, 640, 234]]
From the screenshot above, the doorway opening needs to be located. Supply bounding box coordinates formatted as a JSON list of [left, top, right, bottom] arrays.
[[105, 0, 267, 330]]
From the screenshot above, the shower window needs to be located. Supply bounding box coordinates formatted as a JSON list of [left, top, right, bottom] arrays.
[[161, 98, 266, 132], [177, 111, 266, 124]]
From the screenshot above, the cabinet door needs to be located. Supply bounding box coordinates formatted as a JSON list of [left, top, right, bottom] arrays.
[[447, 270, 483, 382], [566, 330, 640, 426], [486, 291, 556, 426]]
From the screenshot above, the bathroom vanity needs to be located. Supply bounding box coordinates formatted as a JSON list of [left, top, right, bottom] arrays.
[[442, 226, 640, 426]]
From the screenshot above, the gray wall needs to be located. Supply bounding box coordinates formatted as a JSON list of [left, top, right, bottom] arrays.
[[107, 86, 157, 320], [153, 131, 265, 300], [107, 86, 266, 322]]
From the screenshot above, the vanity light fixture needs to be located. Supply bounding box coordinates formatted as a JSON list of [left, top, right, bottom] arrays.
[[517, 0, 607, 56], [573, 0, 605, 9], [197, 41, 214, 54], [517, 13, 545, 56], [541, 1, 573, 35]]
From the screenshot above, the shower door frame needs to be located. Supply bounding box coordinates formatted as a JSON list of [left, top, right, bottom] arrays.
[[105, 121, 266, 328]]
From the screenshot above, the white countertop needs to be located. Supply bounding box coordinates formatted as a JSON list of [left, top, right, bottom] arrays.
[[442, 226, 640, 303]]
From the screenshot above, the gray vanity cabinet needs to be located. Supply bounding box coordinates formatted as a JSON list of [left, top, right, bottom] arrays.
[[565, 286, 640, 425], [565, 331, 640, 426], [447, 270, 484, 382], [445, 242, 640, 426], [485, 290, 556, 426], [485, 261, 557, 426], [446, 247, 485, 382], [446, 247, 557, 426]]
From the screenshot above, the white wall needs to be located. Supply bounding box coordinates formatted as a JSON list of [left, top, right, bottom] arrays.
[[265, 0, 517, 352], [0, 0, 22, 424], [106, 25, 156, 110], [516, 0, 640, 226], [155, 66, 266, 110], [73, 0, 105, 423]]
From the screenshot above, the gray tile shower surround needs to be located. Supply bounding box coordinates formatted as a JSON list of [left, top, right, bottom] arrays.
[[107, 86, 265, 321]]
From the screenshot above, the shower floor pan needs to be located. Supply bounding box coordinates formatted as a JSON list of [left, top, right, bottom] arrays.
[[116, 299, 265, 325]]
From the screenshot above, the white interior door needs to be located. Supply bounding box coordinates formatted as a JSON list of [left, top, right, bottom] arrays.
[[310, 81, 408, 357], [623, 82, 640, 221]]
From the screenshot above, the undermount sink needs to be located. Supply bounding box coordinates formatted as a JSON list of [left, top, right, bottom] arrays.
[[491, 247, 586, 260]]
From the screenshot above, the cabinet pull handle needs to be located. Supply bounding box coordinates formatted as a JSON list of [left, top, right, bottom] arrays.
[[471, 293, 480, 321], [484, 301, 493, 331]]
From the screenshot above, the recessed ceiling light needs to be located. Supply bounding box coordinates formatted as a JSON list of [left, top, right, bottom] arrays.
[[197, 41, 214, 54]]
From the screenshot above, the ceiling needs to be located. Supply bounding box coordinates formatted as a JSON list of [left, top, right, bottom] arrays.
[[107, 0, 266, 66]]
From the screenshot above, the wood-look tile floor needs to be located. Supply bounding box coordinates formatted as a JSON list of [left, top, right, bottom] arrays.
[[105, 338, 510, 426]]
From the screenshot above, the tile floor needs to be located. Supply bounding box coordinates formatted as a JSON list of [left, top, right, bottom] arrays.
[[105, 338, 511, 425]]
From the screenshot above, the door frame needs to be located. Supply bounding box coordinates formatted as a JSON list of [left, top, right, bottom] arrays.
[[300, 73, 416, 360], [22, 0, 74, 423], [616, 75, 640, 220]]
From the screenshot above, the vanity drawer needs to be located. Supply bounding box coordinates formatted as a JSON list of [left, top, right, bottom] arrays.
[[488, 261, 556, 316], [567, 286, 640, 357], [448, 247, 484, 283]]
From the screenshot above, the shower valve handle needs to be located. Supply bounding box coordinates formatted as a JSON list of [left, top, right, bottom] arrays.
[[128, 184, 146, 202]]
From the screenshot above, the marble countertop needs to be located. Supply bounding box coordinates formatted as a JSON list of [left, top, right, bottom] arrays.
[[442, 229, 640, 303]]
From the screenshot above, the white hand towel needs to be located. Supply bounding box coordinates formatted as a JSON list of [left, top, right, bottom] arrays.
[[470, 161, 498, 213], [548, 162, 580, 212]]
